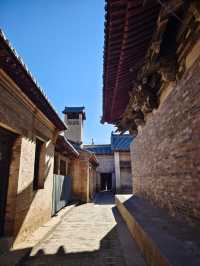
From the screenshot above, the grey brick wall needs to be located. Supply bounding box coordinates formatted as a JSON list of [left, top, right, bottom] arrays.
[[131, 55, 200, 225]]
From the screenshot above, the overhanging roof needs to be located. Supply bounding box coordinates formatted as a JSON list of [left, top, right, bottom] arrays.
[[102, 0, 160, 124], [84, 144, 113, 155], [84, 133, 133, 153], [56, 135, 79, 158], [111, 133, 133, 151], [0, 30, 66, 131], [63, 106, 86, 120]]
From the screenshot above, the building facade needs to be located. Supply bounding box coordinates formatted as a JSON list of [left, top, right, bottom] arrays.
[[53, 135, 79, 215], [102, 0, 200, 226], [0, 31, 66, 246], [63, 107, 98, 202], [85, 133, 133, 194]]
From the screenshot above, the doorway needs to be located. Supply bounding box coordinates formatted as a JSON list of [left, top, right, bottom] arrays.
[[100, 173, 112, 191], [0, 127, 16, 236]]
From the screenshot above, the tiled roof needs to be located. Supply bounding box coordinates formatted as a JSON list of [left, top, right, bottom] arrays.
[[102, 0, 160, 123], [56, 135, 79, 158], [63, 106, 85, 113], [63, 106, 86, 120], [68, 140, 82, 151], [0, 30, 66, 131], [111, 133, 133, 151], [84, 144, 113, 155], [84, 133, 133, 154]]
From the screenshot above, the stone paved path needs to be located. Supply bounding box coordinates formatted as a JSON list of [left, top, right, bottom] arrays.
[[19, 192, 146, 266]]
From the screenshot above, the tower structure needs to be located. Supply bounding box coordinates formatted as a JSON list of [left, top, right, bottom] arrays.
[[63, 107, 86, 144]]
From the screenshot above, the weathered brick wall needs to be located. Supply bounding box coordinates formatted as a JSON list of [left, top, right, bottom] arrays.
[[69, 158, 81, 199], [131, 56, 200, 225], [0, 70, 56, 245], [13, 138, 55, 245], [70, 151, 90, 202]]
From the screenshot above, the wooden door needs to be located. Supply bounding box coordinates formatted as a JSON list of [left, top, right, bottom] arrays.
[[100, 173, 112, 191]]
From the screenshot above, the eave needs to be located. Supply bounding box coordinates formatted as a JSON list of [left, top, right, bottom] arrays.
[[55, 135, 79, 158], [0, 30, 66, 131], [102, 0, 160, 124], [102, 0, 200, 135]]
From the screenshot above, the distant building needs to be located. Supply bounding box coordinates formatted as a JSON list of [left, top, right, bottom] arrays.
[[63, 106, 86, 145], [53, 135, 79, 215], [63, 107, 98, 202], [84, 133, 133, 194]]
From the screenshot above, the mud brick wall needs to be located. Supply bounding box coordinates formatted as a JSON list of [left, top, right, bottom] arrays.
[[131, 56, 200, 225]]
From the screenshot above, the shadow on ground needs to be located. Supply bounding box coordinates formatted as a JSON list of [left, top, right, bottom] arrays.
[[94, 191, 115, 205], [13, 225, 126, 266], [1, 192, 146, 266]]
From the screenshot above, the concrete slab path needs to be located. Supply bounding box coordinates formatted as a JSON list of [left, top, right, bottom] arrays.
[[18, 192, 146, 266]]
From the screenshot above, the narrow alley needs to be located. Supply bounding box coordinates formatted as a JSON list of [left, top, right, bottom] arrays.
[[18, 192, 145, 266], [1, 1, 200, 266]]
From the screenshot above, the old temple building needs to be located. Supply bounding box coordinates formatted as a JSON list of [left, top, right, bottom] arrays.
[[85, 132, 133, 194], [102, 0, 200, 265]]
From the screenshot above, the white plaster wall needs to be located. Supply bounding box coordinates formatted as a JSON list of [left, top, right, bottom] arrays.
[[114, 152, 120, 192], [95, 154, 115, 191], [96, 155, 114, 173], [119, 151, 133, 193]]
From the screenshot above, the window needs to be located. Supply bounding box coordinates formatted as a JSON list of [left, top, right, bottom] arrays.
[[33, 138, 43, 190], [67, 113, 79, 119]]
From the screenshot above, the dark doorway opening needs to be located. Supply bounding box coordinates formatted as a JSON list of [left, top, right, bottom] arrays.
[[0, 127, 16, 236], [100, 173, 112, 191]]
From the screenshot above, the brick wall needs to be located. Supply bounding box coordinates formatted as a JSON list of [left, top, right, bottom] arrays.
[[70, 151, 91, 202], [0, 70, 57, 246], [13, 138, 55, 245], [131, 56, 200, 225], [89, 166, 97, 200]]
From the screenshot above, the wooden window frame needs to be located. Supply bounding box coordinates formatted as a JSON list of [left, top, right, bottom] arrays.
[[33, 138, 45, 190]]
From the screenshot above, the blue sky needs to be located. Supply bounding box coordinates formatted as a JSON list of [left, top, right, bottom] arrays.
[[0, 0, 115, 144]]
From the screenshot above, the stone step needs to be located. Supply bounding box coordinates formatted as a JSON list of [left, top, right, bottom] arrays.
[[115, 194, 200, 266]]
